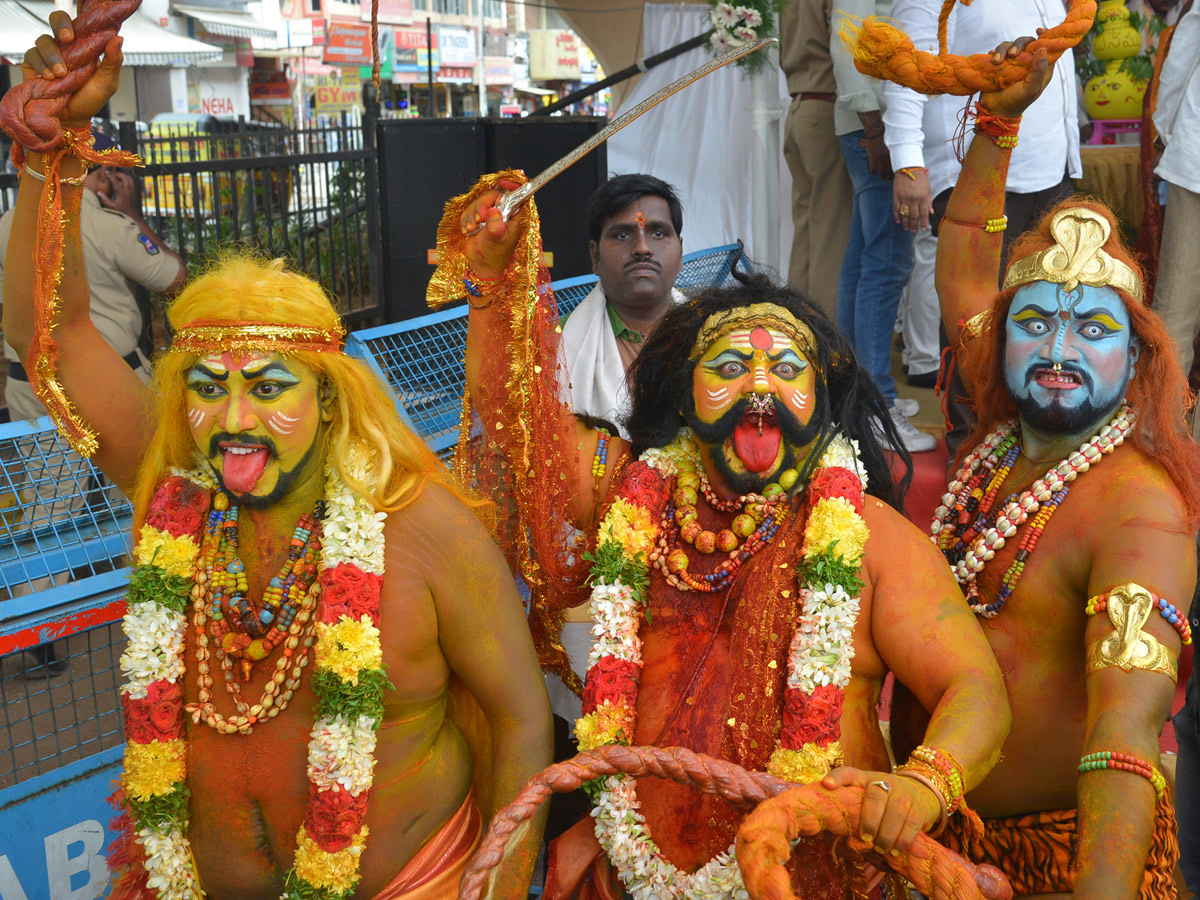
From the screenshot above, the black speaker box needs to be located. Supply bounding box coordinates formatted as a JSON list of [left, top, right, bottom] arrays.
[[375, 116, 607, 322]]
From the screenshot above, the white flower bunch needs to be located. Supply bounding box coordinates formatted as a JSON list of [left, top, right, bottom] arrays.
[[139, 827, 203, 900], [307, 714, 379, 795], [588, 582, 643, 667], [818, 434, 869, 489], [642, 428, 700, 477], [709, 3, 763, 52], [322, 459, 386, 575], [120, 604, 186, 697], [788, 585, 859, 692], [594, 775, 748, 899]]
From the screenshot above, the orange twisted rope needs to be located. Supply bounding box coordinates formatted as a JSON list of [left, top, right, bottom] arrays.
[[737, 784, 1013, 900], [457, 745, 1013, 900], [0, 0, 142, 151], [846, 0, 1097, 96]]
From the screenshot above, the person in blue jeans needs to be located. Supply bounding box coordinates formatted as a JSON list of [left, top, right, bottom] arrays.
[[830, 0, 934, 452]]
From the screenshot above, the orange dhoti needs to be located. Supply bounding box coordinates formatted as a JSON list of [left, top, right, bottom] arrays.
[[371, 789, 483, 900], [941, 794, 1179, 899]]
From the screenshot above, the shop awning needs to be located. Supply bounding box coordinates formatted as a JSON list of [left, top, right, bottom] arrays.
[[11, 2, 225, 66], [514, 84, 556, 96], [0, 0, 46, 64], [172, 3, 276, 40]]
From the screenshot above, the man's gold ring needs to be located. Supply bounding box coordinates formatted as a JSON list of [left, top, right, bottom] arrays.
[[898, 205, 911, 216], [870, 780, 891, 793]]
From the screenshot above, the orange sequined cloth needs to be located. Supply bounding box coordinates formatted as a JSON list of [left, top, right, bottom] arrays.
[[370, 788, 482, 900], [940, 794, 1179, 899]]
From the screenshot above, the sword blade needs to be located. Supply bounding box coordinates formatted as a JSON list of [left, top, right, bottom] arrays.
[[496, 37, 777, 221]]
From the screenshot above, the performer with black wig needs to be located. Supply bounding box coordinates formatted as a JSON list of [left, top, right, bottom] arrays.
[[429, 167, 1011, 897]]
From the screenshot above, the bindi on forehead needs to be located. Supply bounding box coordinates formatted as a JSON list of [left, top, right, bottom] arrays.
[[634, 210, 646, 229], [199, 351, 271, 374]]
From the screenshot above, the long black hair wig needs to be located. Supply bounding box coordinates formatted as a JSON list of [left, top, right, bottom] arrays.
[[623, 275, 912, 509]]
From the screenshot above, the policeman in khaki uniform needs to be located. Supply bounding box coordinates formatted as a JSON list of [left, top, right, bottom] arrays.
[[0, 131, 184, 675], [0, 132, 186, 418]]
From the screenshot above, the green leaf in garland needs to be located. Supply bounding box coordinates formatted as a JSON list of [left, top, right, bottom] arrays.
[[281, 868, 357, 900], [128, 782, 191, 831], [127, 565, 192, 613], [583, 540, 650, 608], [799, 548, 865, 597], [312, 668, 394, 724]]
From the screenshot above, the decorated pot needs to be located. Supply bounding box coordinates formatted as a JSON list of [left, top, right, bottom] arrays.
[[1085, 61, 1148, 120]]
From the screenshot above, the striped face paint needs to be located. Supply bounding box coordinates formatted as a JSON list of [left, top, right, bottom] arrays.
[[692, 326, 813, 426], [184, 352, 330, 502]]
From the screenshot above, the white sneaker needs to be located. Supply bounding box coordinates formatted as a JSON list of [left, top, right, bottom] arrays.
[[876, 404, 937, 453], [893, 397, 919, 418]]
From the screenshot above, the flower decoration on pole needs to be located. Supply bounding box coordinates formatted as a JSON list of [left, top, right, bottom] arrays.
[[705, 1, 786, 73]]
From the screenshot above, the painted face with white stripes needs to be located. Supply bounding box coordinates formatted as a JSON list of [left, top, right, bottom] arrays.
[[184, 352, 333, 507], [689, 325, 816, 492]]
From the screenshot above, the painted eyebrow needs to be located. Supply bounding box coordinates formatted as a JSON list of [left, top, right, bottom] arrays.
[[1012, 305, 1056, 322], [1074, 309, 1125, 330], [240, 362, 302, 382], [187, 364, 228, 382]]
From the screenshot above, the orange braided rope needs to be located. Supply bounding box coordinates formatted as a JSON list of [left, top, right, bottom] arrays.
[[456, 745, 1013, 900], [845, 0, 1097, 96], [737, 785, 1013, 900], [0, 0, 142, 456]]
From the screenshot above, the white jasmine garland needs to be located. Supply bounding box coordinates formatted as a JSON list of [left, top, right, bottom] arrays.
[[139, 827, 203, 900], [119, 604, 187, 696], [306, 714, 379, 795], [588, 583, 643, 667], [818, 435, 868, 489]]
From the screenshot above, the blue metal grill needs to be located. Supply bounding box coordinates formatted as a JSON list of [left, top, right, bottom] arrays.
[[0, 417, 132, 787], [349, 243, 750, 452]]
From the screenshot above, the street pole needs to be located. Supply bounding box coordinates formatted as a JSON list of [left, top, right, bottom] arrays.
[[476, 0, 487, 117], [425, 17, 435, 117]]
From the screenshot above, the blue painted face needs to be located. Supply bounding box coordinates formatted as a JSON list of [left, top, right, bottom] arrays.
[[1003, 281, 1137, 434]]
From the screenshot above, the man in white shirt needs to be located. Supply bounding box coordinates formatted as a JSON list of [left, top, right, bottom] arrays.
[[1151, 3, 1200, 439], [560, 174, 685, 439], [831, 0, 935, 452], [883, 0, 1082, 451]]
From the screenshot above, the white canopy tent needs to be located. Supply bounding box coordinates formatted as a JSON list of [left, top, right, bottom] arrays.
[[604, 3, 794, 278]]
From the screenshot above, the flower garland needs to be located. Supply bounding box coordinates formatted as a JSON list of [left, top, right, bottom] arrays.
[[118, 450, 391, 900], [931, 404, 1134, 617], [576, 429, 868, 900]]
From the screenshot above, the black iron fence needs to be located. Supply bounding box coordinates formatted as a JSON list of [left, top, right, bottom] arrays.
[[119, 112, 382, 327]]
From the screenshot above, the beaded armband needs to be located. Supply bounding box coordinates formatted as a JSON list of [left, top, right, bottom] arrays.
[[1079, 750, 1166, 797], [941, 214, 1007, 233], [972, 102, 1021, 150], [592, 429, 611, 479], [897, 744, 966, 813], [462, 267, 505, 308], [1085, 582, 1181, 682]]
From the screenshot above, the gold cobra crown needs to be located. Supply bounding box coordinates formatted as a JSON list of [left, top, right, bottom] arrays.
[[1002, 208, 1144, 304]]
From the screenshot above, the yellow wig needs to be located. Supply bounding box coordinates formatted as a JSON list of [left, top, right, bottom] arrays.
[[132, 252, 486, 525]]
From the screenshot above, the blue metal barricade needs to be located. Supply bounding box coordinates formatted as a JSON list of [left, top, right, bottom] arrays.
[[348, 243, 750, 454], [0, 416, 133, 900]]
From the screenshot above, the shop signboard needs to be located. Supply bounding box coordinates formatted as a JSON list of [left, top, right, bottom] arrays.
[[484, 57, 512, 85], [394, 27, 437, 74], [288, 18, 314, 48], [323, 21, 373, 66], [363, 0, 412, 25], [436, 25, 475, 67], [315, 69, 362, 112], [250, 70, 291, 102], [528, 29, 581, 81], [312, 18, 327, 45]]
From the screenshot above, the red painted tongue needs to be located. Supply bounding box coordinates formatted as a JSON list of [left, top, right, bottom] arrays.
[[732, 419, 781, 473], [222, 448, 270, 494]]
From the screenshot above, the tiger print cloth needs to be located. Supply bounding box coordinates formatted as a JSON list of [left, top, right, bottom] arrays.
[[940, 794, 1179, 898]]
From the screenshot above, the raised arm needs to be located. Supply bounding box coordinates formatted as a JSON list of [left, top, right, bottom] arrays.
[[3, 17, 153, 493], [441, 177, 625, 530], [1073, 476, 1194, 900], [935, 39, 1054, 348]]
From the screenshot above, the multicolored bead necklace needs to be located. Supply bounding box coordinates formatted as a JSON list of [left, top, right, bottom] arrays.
[[202, 492, 324, 682], [931, 404, 1135, 618]]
